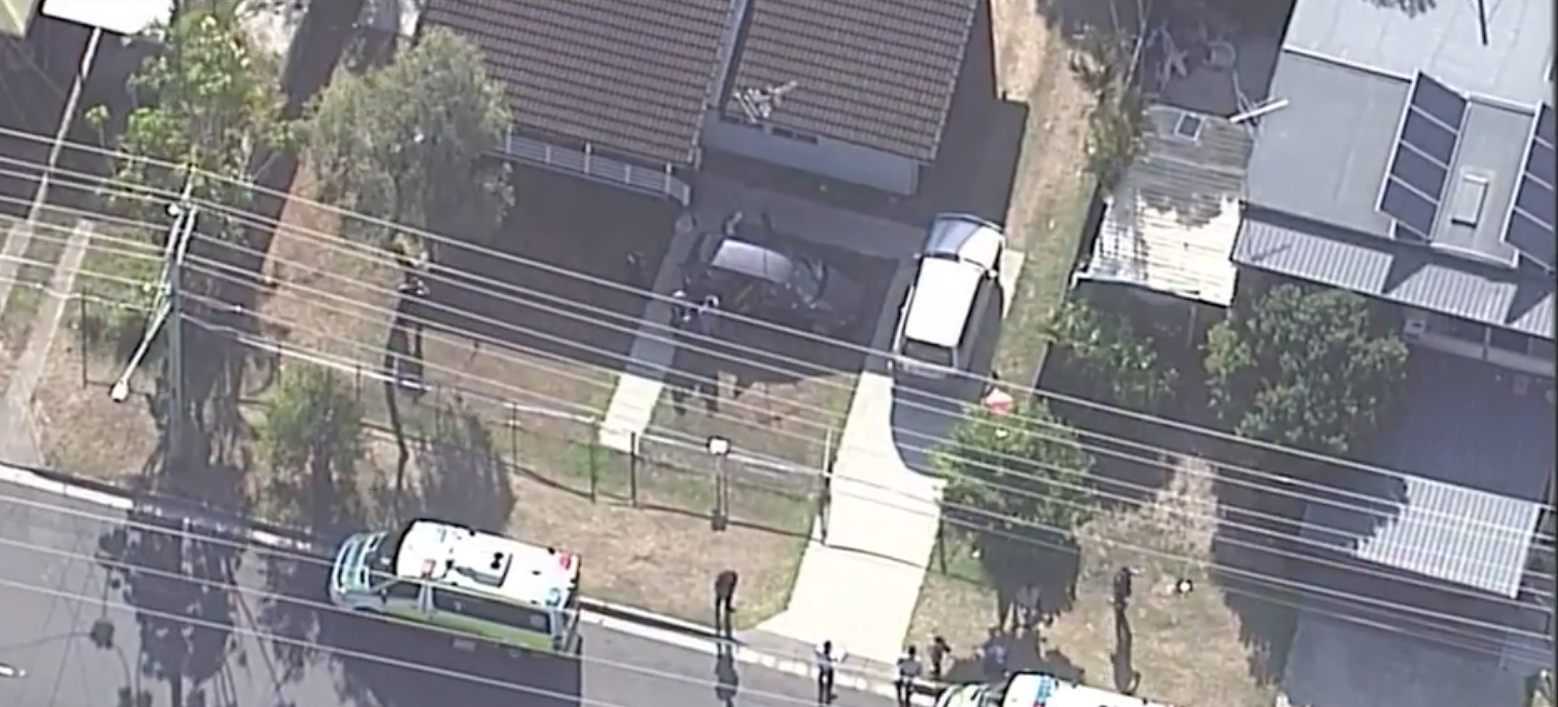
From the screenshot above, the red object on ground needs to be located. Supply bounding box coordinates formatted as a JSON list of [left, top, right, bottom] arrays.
[[983, 388, 1014, 416]]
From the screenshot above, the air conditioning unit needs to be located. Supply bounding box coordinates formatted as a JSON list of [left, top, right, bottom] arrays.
[[1402, 313, 1428, 339], [1514, 374, 1532, 396]]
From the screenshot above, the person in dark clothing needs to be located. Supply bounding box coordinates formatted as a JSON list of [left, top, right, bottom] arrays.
[[1112, 567, 1135, 613], [714, 569, 738, 634], [815, 640, 844, 704], [927, 635, 951, 683]]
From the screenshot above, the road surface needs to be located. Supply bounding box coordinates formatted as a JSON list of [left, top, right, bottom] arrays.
[[0, 478, 893, 707]]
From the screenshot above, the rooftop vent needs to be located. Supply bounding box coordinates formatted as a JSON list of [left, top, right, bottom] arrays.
[[1449, 172, 1489, 227], [1174, 111, 1205, 141], [735, 81, 798, 123]]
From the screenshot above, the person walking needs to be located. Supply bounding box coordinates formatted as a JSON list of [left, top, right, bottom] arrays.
[[815, 640, 845, 704], [1112, 567, 1135, 614], [894, 646, 922, 707], [979, 628, 1008, 683], [714, 569, 738, 635], [927, 635, 951, 683], [1017, 581, 1044, 645]]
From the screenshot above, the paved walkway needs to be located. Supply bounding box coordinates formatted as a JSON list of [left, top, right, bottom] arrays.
[[758, 250, 1025, 664], [0, 219, 94, 468], [597, 217, 700, 453]]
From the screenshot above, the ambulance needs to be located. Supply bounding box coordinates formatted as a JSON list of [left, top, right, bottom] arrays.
[[328, 518, 582, 655], [935, 672, 1175, 707]]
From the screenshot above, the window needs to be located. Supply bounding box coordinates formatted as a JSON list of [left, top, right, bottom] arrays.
[[1436, 314, 1485, 343], [381, 580, 422, 601], [1489, 327, 1531, 354], [1530, 337, 1556, 361], [770, 126, 819, 144], [431, 588, 551, 633], [901, 339, 955, 368]]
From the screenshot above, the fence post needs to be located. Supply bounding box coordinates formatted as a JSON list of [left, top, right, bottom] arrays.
[[507, 404, 517, 462], [77, 296, 87, 387], [628, 431, 639, 507], [587, 433, 599, 503], [935, 522, 948, 574], [353, 363, 361, 401]]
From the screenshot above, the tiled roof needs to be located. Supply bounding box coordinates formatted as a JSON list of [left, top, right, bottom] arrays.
[[420, 0, 731, 166], [722, 0, 977, 161]]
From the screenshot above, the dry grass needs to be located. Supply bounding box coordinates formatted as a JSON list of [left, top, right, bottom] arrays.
[[986, 0, 1097, 383], [33, 339, 160, 481], [911, 459, 1293, 707]]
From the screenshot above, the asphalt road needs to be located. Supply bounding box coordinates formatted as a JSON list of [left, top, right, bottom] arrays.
[[0, 479, 894, 707]]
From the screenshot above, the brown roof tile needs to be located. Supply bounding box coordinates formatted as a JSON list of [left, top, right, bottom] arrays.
[[725, 0, 978, 161], [422, 0, 732, 166]]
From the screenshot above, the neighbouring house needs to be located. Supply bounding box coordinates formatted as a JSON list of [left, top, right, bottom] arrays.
[[417, 0, 978, 204], [1222, 0, 1556, 706]]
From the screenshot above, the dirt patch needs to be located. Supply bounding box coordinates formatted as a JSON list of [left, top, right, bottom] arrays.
[[34, 339, 161, 481], [911, 457, 1296, 707]]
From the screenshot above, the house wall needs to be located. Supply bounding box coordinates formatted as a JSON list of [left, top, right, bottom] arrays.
[[700, 115, 920, 195], [1402, 307, 1556, 379]]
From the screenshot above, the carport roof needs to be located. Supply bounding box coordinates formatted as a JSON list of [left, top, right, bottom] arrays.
[[1298, 350, 1553, 598]]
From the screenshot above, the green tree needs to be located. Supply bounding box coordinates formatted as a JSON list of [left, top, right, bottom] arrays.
[[258, 365, 366, 524], [306, 27, 514, 249], [1070, 31, 1147, 192], [92, 5, 292, 220], [934, 402, 1098, 563], [1042, 298, 1177, 411], [1204, 284, 1409, 455]]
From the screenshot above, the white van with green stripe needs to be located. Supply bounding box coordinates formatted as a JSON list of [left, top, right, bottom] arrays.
[[328, 518, 582, 655]]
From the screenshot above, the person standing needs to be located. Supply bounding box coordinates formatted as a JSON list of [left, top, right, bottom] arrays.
[[979, 628, 1008, 683], [1112, 567, 1134, 614], [894, 646, 922, 707], [1017, 581, 1043, 641], [927, 635, 951, 683], [714, 569, 738, 635], [815, 640, 845, 704]]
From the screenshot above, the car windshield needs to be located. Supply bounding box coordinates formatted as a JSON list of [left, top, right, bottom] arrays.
[[901, 339, 954, 367], [790, 256, 825, 304]]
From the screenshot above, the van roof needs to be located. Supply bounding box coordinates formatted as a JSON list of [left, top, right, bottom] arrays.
[[903, 256, 984, 348], [393, 519, 579, 608]]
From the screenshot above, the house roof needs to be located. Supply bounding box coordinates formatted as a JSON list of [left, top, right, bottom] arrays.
[[1080, 105, 1253, 306], [0, 0, 35, 36], [1239, 0, 1554, 337], [721, 0, 978, 161], [419, 0, 731, 166], [1297, 350, 1554, 598]]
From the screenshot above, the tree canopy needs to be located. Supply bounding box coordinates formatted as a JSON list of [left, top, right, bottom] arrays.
[[1070, 31, 1147, 193], [933, 402, 1098, 561], [91, 5, 292, 219], [1042, 298, 1177, 411], [1204, 284, 1409, 455], [258, 365, 366, 506], [305, 27, 514, 248]]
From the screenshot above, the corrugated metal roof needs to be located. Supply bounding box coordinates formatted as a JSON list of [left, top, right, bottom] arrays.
[[1080, 106, 1251, 306], [1298, 350, 1554, 598], [1234, 212, 1555, 339]]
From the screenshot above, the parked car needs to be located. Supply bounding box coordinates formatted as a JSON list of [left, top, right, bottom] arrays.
[[683, 231, 865, 337], [891, 213, 1006, 380]]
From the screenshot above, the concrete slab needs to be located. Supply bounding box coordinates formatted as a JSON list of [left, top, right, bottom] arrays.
[[598, 219, 700, 453]]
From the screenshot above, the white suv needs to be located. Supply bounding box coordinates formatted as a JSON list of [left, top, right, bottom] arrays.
[[892, 214, 1005, 380]]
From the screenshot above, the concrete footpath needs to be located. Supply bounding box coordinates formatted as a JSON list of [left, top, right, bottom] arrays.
[[598, 217, 700, 453]]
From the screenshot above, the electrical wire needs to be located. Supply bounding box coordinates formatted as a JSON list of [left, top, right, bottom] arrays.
[[0, 484, 1550, 675], [1, 165, 1554, 622]]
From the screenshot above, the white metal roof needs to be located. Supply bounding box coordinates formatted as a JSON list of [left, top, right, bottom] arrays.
[[394, 520, 579, 606], [1001, 673, 1175, 707], [42, 0, 169, 35], [902, 255, 983, 348]]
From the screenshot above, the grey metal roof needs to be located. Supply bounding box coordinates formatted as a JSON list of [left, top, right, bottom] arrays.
[[1283, 0, 1552, 105], [1082, 105, 1252, 305], [1234, 210, 1554, 338], [1298, 350, 1554, 598], [1242, 41, 1554, 337]]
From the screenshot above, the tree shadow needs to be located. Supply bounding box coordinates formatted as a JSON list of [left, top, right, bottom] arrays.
[[93, 475, 248, 707], [394, 393, 519, 534]]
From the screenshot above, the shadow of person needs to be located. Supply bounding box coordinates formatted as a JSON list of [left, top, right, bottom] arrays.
[[1111, 610, 1140, 695], [715, 645, 739, 706]]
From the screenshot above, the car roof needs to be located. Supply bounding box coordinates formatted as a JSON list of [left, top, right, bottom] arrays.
[[394, 519, 579, 607], [706, 236, 795, 283], [926, 213, 1005, 271], [903, 256, 984, 349]]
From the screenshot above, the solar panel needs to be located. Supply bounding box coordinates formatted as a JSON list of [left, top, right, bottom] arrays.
[[1378, 73, 1470, 238], [1504, 103, 1556, 269]]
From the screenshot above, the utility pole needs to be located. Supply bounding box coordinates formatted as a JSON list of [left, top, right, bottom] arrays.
[[111, 170, 198, 468]]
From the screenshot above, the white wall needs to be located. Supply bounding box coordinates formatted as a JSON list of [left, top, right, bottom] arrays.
[[700, 116, 920, 195]]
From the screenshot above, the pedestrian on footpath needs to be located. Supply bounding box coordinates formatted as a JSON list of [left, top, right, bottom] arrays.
[[1017, 582, 1044, 643], [895, 646, 922, 707], [927, 635, 951, 683], [817, 470, 833, 545], [979, 628, 1008, 683], [1112, 567, 1135, 614], [714, 569, 738, 635], [815, 640, 845, 704]]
